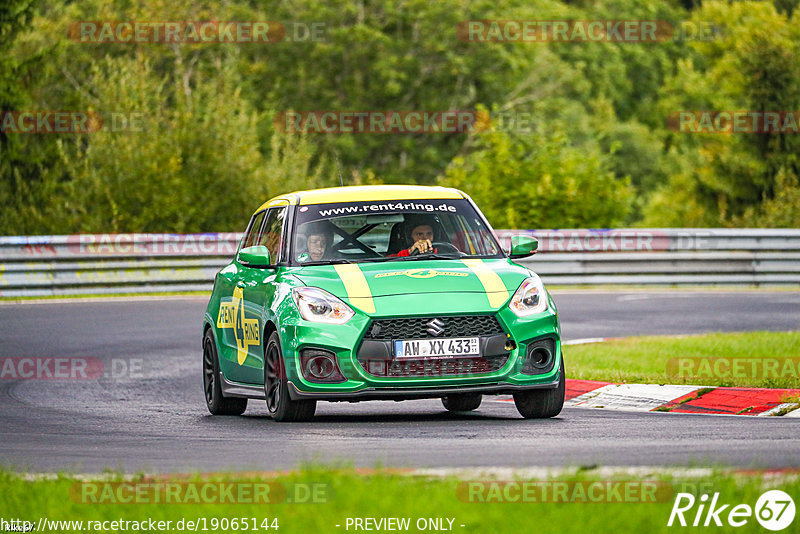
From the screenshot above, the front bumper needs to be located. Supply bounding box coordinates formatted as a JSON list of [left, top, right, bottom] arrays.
[[287, 377, 560, 401], [278, 303, 562, 401]]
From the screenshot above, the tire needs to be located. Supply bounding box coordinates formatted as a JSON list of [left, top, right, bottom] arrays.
[[264, 331, 316, 422], [442, 393, 482, 412], [203, 329, 248, 415], [513, 359, 565, 419]]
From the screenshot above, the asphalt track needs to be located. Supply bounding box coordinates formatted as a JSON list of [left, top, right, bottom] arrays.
[[1, 291, 799, 473]]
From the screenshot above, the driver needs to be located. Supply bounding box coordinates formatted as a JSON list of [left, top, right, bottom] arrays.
[[404, 223, 434, 255], [390, 216, 443, 257]]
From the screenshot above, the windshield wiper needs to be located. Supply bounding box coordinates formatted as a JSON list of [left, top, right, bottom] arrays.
[[394, 253, 465, 261], [300, 259, 355, 266], [303, 254, 467, 265]]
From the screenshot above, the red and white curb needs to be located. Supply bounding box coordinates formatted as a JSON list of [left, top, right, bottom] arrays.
[[570, 380, 800, 416], [520, 337, 800, 416], [497, 380, 800, 416], [568, 382, 700, 411]]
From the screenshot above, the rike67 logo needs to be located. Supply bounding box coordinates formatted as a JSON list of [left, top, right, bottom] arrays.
[[668, 490, 795, 531]]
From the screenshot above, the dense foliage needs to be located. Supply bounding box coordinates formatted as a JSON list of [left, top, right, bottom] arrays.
[[1, 0, 799, 233]]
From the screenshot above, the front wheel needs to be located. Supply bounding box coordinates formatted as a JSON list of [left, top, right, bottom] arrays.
[[203, 329, 247, 415], [264, 331, 316, 422], [513, 359, 565, 419], [442, 393, 482, 412]]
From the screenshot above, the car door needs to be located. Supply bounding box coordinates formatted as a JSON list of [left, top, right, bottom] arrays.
[[215, 209, 267, 382], [227, 204, 289, 384]]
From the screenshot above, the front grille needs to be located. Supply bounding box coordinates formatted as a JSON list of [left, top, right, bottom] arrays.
[[358, 355, 509, 378], [364, 315, 504, 340]]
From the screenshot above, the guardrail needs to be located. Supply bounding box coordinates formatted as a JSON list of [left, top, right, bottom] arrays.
[[1, 229, 799, 297]]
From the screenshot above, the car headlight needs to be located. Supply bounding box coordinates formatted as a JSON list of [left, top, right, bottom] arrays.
[[509, 276, 548, 317], [292, 287, 355, 324]]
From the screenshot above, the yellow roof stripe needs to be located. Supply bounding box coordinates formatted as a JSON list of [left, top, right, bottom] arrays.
[[298, 186, 462, 205], [461, 259, 510, 308], [333, 264, 376, 314], [254, 194, 299, 213]]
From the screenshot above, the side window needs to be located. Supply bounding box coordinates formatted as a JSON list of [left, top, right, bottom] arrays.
[[257, 207, 286, 263], [470, 217, 499, 255], [242, 211, 266, 249]]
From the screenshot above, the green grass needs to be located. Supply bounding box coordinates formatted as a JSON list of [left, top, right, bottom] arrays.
[[2, 467, 798, 534], [565, 331, 800, 388]]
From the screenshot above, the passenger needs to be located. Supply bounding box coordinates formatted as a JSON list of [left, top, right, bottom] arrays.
[[301, 222, 333, 261]]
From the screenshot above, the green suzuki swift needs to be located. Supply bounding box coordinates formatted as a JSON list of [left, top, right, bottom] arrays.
[[202, 185, 564, 421]]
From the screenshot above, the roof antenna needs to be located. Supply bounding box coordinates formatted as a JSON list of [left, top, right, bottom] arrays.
[[336, 155, 344, 187]]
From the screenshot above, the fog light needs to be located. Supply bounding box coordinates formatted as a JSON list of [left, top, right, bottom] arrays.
[[529, 347, 550, 367], [300, 349, 345, 382], [306, 356, 335, 379], [521, 338, 556, 375]]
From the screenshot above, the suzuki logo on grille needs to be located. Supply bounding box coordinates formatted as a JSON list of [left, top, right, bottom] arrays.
[[426, 318, 446, 337]]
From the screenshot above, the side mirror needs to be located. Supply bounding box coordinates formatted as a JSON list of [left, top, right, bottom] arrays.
[[238, 245, 271, 268], [509, 235, 538, 259]]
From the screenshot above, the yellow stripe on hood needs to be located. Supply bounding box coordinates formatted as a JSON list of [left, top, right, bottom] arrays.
[[461, 259, 510, 308], [333, 264, 376, 314]]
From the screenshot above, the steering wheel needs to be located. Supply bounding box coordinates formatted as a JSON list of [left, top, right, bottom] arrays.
[[409, 241, 461, 256]]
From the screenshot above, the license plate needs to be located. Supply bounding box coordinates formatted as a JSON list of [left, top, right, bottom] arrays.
[[393, 337, 480, 359]]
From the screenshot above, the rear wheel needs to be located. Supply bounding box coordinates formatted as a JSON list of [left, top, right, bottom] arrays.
[[442, 393, 482, 412], [513, 359, 565, 419], [264, 331, 316, 422], [203, 329, 247, 415]]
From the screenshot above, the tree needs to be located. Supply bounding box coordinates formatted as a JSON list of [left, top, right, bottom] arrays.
[[0, 0, 63, 234], [54, 55, 282, 233], [440, 119, 633, 229], [643, 1, 800, 227]]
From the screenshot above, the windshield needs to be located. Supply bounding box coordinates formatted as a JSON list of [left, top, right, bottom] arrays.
[[291, 199, 503, 265]]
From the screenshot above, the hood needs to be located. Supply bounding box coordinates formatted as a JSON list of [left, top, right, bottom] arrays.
[[289, 258, 531, 312]]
